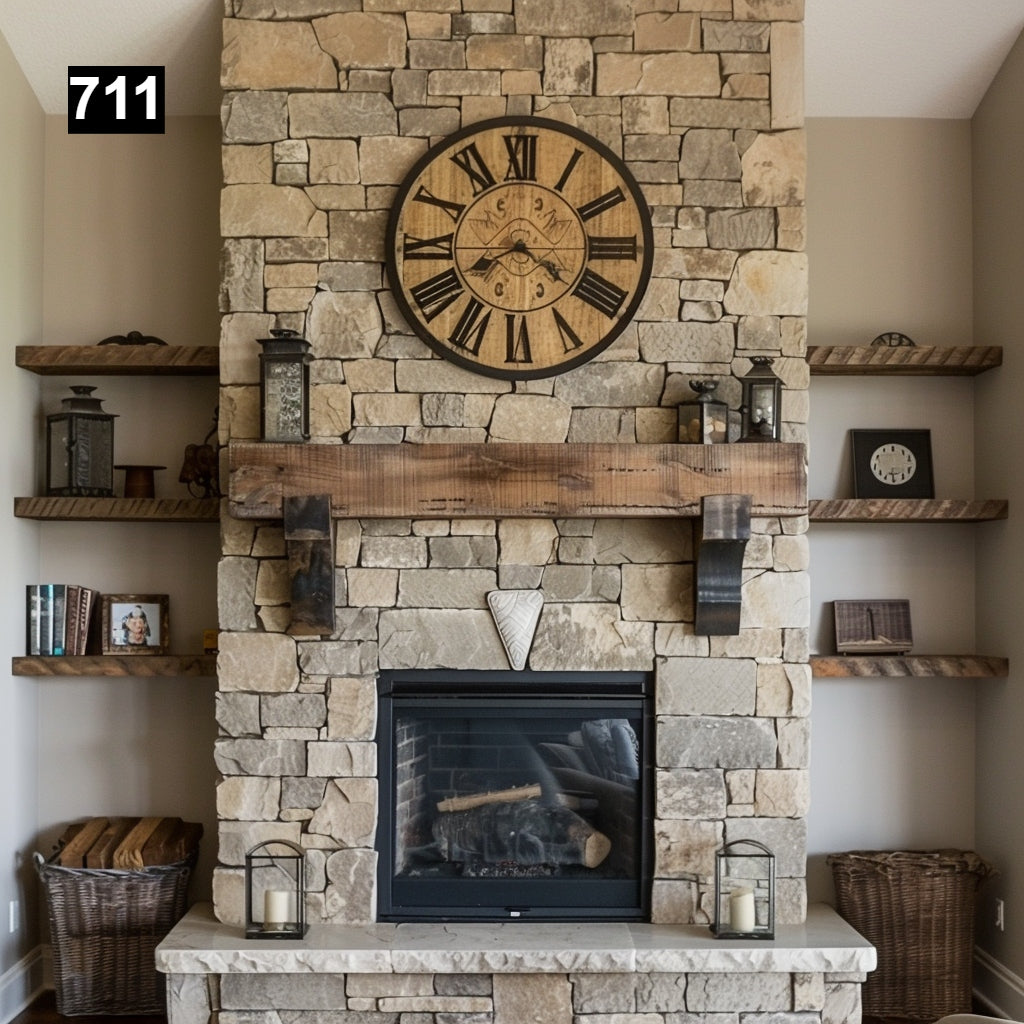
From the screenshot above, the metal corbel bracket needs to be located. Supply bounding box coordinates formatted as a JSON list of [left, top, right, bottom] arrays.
[[694, 493, 752, 636]]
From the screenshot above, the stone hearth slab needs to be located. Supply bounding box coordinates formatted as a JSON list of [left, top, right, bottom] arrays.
[[156, 903, 874, 977]]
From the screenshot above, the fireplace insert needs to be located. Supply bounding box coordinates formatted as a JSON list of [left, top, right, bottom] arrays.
[[376, 670, 652, 921]]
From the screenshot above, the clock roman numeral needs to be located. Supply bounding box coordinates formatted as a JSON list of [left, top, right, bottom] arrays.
[[450, 142, 496, 195], [553, 148, 584, 193], [402, 233, 454, 260], [412, 184, 466, 223], [552, 308, 584, 354], [410, 268, 463, 321], [577, 187, 625, 222], [505, 314, 533, 364], [503, 134, 537, 181], [448, 298, 491, 355], [573, 268, 628, 318], [588, 235, 637, 260]]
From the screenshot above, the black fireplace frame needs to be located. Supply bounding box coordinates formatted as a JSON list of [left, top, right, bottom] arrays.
[[375, 669, 653, 922]]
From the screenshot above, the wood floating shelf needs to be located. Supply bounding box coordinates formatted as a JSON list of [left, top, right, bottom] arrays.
[[808, 344, 1002, 376], [15, 344, 219, 376], [809, 498, 1007, 523], [14, 496, 220, 522], [811, 654, 1008, 679], [11, 654, 217, 678], [228, 442, 808, 520]]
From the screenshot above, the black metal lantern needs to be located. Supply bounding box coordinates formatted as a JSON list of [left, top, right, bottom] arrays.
[[258, 328, 311, 442], [678, 379, 729, 444], [740, 356, 783, 442], [245, 838, 308, 940], [46, 386, 118, 496], [711, 839, 775, 939]]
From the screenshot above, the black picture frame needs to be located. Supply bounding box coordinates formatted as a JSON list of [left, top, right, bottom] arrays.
[[850, 429, 934, 499]]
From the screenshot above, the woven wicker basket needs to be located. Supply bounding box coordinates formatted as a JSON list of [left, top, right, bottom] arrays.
[[35, 852, 195, 1015], [828, 849, 994, 1022]]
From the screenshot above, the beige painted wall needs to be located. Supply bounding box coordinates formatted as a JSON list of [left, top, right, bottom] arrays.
[[805, 120, 979, 903], [31, 118, 223, 903], [973, 27, 1024, 1016], [0, 26, 45, 1005]]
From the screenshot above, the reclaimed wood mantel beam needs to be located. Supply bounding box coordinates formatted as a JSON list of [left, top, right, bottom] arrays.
[[228, 442, 807, 520]]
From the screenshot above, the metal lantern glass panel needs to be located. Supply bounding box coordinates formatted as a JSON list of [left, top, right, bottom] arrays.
[[46, 386, 117, 497], [245, 839, 308, 940], [678, 380, 729, 444], [259, 329, 311, 443], [740, 356, 783, 442], [712, 839, 775, 939]]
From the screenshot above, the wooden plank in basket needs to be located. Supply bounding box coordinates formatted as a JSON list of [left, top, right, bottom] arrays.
[[113, 816, 166, 869], [85, 817, 139, 868], [58, 817, 109, 867]]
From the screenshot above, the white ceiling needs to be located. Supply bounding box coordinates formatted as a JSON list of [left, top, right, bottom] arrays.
[[0, 0, 1022, 119]]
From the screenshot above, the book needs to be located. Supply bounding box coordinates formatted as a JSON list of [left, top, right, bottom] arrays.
[[26, 583, 99, 656], [26, 585, 43, 656], [51, 584, 67, 656]]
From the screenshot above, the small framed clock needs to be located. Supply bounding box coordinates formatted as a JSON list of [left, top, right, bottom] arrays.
[[850, 429, 934, 499], [385, 116, 653, 380]]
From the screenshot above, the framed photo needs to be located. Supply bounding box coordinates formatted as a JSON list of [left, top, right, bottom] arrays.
[[850, 429, 934, 499], [833, 599, 913, 655], [101, 595, 169, 655]]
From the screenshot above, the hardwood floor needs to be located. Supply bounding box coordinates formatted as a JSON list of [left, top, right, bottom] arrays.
[[12, 991, 166, 1024]]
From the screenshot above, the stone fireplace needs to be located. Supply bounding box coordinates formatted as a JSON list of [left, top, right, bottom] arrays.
[[167, 3, 862, 1023]]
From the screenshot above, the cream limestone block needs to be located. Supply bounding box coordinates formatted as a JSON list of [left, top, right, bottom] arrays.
[[657, 768, 727, 819], [221, 512, 256, 557], [771, 22, 804, 130], [218, 821, 301, 866], [359, 135, 429, 185], [354, 392, 421, 426], [623, 95, 670, 134], [406, 12, 449, 39], [655, 624, 711, 658], [724, 251, 808, 317], [650, 879, 700, 925], [773, 533, 809, 571], [313, 13, 407, 69], [220, 313, 273, 384], [489, 394, 572, 442], [309, 778, 377, 847], [735, 0, 805, 21], [654, 817, 720, 877], [347, 568, 398, 607], [516, 0, 633, 36], [347, 976, 434, 998], [755, 768, 810, 816], [756, 662, 812, 717], [543, 37, 593, 96], [310, 382, 353, 438], [216, 776, 282, 821], [289, 93, 398, 139], [657, 656, 756, 716], [327, 677, 377, 741], [687, 972, 791, 1012], [307, 139, 359, 183], [467, 34, 543, 70], [621, 564, 693, 622], [529, 604, 654, 672], [308, 291, 382, 360], [322, 848, 377, 924], [778, 717, 811, 768], [741, 129, 806, 206], [636, 407, 677, 443], [335, 520, 361, 567], [497, 519, 559, 565], [494, 974, 572, 1024], [222, 20, 338, 90], [218, 632, 299, 692], [741, 569, 809, 629], [636, 12, 700, 52], [724, 74, 770, 99], [307, 741, 376, 778], [597, 53, 720, 97], [593, 519, 691, 564], [777, 206, 807, 251], [223, 144, 272, 184], [254, 559, 290, 606], [212, 867, 245, 927], [257, 605, 291, 633], [221, 184, 326, 238], [654, 246, 737, 281]]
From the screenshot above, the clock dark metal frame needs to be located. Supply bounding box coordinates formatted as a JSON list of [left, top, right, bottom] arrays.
[[850, 428, 934, 499], [384, 116, 654, 381]]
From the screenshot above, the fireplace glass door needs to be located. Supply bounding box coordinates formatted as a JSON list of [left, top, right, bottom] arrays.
[[377, 670, 652, 921]]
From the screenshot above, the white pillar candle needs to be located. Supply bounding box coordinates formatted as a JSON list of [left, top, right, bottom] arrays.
[[263, 889, 291, 929], [729, 886, 756, 932]]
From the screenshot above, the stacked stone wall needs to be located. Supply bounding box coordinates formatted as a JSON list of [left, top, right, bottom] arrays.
[[216, 0, 809, 930]]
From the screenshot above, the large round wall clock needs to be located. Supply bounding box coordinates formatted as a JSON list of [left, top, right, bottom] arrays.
[[385, 116, 654, 380]]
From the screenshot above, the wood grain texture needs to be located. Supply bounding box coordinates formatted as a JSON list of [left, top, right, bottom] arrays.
[[807, 345, 1002, 375], [15, 344, 218, 375], [11, 654, 216, 677], [229, 442, 807, 520], [811, 654, 1008, 678], [808, 498, 1008, 523], [14, 496, 220, 522]]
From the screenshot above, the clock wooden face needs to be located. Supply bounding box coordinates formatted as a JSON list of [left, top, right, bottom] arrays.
[[869, 442, 917, 485], [385, 117, 654, 380]]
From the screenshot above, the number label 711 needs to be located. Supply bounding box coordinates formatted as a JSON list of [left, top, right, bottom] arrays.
[[67, 66, 165, 134]]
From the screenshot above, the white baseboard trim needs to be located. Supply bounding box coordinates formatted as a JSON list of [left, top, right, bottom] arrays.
[[0, 945, 47, 1024], [975, 947, 1024, 1022]]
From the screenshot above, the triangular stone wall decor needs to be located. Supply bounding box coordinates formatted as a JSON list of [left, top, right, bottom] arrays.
[[487, 589, 543, 671]]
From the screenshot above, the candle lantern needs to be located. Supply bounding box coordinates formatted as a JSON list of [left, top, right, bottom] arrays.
[[46, 386, 118, 497], [245, 839, 308, 940], [711, 839, 775, 939], [740, 356, 783, 442], [258, 328, 311, 442], [678, 379, 729, 444]]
